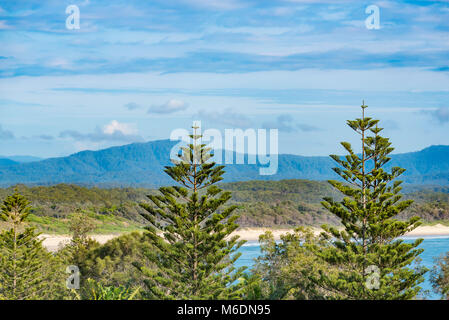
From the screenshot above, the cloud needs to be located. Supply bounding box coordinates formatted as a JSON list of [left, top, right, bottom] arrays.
[[297, 123, 321, 132], [59, 120, 143, 143], [147, 99, 188, 114], [103, 120, 137, 135], [6, 48, 449, 78], [381, 120, 400, 130], [0, 20, 12, 30], [283, 0, 351, 3], [0, 124, 14, 139], [319, 10, 348, 21], [34, 134, 54, 140], [263, 114, 297, 132], [124, 102, 141, 110], [194, 108, 253, 128], [182, 0, 245, 10], [427, 107, 449, 124], [263, 114, 320, 132]]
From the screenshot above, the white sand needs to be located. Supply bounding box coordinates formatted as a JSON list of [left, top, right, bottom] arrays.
[[229, 228, 320, 241], [39, 224, 449, 251], [233, 225, 449, 240], [404, 224, 449, 236], [38, 234, 117, 252]]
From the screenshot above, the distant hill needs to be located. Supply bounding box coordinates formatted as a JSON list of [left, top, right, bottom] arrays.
[[0, 140, 448, 187], [0, 155, 42, 163], [0, 158, 19, 167]]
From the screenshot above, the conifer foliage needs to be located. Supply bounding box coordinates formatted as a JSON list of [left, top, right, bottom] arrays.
[[138, 124, 246, 299], [0, 191, 60, 300], [313, 104, 427, 299]]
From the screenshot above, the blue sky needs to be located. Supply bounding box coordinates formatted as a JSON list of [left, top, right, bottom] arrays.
[[0, 0, 448, 158]]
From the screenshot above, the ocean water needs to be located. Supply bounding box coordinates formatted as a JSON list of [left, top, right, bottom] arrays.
[[235, 236, 449, 300]]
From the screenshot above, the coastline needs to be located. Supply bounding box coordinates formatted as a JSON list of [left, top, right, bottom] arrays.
[[232, 224, 449, 241], [39, 224, 449, 251]]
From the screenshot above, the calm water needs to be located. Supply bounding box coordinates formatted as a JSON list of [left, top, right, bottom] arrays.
[[235, 236, 449, 300]]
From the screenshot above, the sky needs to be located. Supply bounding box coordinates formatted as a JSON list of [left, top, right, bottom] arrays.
[[0, 0, 448, 158]]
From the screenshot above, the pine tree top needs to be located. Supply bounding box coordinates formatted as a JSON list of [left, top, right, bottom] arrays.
[[0, 189, 32, 226]]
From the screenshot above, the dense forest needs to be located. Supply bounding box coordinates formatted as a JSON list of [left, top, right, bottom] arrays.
[[1, 180, 448, 233]]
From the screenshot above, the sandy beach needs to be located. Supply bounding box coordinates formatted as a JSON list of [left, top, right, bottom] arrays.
[[39, 224, 449, 251], [403, 224, 449, 236], [233, 224, 449, 240], [230, 228, 321, 241], [38, 234, 117, 252]]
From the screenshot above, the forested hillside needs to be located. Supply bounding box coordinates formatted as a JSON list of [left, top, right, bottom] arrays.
[[1, 180, 448, 232], [1, 140, 448, 187]]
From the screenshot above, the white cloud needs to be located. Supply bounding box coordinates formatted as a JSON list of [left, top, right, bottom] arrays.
[[124, 102, 140, 110], [103, 120, 138, 135], [284, 0, 351, 3], [147, 99, 188, 114], [59, 120, 142, 143], [46, 58, 72, 68], [0, 124, 15, 140], [426, 107, 449, 124], [262, 114, 320, 132], [182, 0, 245, 10], [0, 20, 12, 30], [319, 10, 348, 21], [195, 108, 253, 128]]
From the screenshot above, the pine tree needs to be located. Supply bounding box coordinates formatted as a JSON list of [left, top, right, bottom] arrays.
[[77, 278, 140, 300], [0, 190, 63, 300], [431, 252, 449, 299], [137, 124, 246, 299], [311, 103, 427, 300]]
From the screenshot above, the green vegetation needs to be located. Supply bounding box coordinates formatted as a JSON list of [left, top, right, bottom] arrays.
[[0, 191, 66, 299], [0, 180, 447, 233], [24, 212, 142, 234], [76, 278, 140, 300], [431, 253, 449, 299], [137, 128, 246, 299], [0, 184, 147, 234], [0, 111, 448, 301], [311, 104, 427, 299], [78, 232, 153, 292], [248, 227, 335, 300]]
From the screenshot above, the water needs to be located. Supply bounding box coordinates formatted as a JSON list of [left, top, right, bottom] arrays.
[[235, 236, 449, 300]]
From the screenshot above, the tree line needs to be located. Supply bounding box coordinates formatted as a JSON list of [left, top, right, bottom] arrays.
[[1, 105, 448, 300]]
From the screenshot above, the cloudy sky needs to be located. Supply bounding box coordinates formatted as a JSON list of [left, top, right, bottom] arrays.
[[0, 0, 448, 158]]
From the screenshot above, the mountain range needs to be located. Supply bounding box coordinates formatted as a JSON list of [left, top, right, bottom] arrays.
[[0, 140, 448, 187], [0, 155, 42, 164]]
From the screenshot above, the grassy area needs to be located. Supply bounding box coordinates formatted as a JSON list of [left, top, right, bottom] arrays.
[[0, 213, 145, 235], [421, 220, 449, 227]]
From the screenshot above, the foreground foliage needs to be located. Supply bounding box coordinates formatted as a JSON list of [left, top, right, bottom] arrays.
[[1, 181, 448, 231], [248, 227, 336, 300], [0, 191, 66, 299], [138, 126, 246, 299], [431, 252, 449, 299], [312, 104, 427, 299]]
